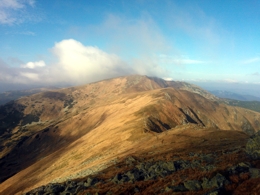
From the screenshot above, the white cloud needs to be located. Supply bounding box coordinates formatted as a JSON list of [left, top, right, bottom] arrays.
[[166, 3, 221, 45], [222, 79, 238, 83], [158, 54, 207, 65], [5, 30, 35, 36], [163, 77, 173, 81], [72, 13, 171, 58], [48, 39, 133, 84], [21, 60, 45, 69], [0, 0, 35, 25], [0, 9, 15, 24], [241, 57, 260, 64], [20, 72, 39, 81], [0, 0, 24, 9], [131, 57, 168, 77], [0, 39, 171, 86], [170, 59, 207, 65]]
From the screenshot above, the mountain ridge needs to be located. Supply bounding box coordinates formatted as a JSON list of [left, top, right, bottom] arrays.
[[0, 75, 260, 194]]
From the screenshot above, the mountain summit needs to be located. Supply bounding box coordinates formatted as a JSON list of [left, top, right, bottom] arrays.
[[1, 75, 260, 194]]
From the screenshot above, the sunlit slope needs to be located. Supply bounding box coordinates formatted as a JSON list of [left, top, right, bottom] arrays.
[[0, 75, 260, 194]]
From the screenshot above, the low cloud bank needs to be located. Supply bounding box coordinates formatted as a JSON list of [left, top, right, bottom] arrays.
[[0, 39, 168, 89]]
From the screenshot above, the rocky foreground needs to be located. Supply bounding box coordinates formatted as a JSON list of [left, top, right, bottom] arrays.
[[25, 132, 260, 195]]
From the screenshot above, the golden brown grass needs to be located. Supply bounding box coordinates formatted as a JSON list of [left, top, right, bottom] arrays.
[[1, 75, 260, 195]]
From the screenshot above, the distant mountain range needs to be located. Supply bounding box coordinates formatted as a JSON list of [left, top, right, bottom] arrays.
[[0, 87, 59, 105], [210, 90, 260, 101], [1, 85, 258, 107]]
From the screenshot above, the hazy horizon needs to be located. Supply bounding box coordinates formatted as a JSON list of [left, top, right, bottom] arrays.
[[0, 75, 259, 99]]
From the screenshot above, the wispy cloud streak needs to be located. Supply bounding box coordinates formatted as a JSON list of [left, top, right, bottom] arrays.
[[241, 57, 260, 64], [0, 0, 35, 25], [158, 54, 207, 65]]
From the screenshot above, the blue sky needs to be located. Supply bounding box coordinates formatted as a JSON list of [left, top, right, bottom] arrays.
[[0, 0, 260, 95]]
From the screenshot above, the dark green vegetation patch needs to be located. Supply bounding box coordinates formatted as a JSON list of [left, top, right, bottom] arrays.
[[64, 98, 74, 109], [0, 101, 25, 136], [21, 114, 40, 126], [225, 99, 260, 113], [246, 131, 260, 159], [42, 91, 66, 100], [0, 101, 40, 137]]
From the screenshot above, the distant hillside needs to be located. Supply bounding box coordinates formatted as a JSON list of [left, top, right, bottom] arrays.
[[0, 87, 59, 105], [210, 90, 260, 101], [224, 99, 260, 113], [209, 90, 260, 113]]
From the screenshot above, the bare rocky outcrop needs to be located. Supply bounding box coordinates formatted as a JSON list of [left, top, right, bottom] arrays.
[[25, 150, 260, 195]]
